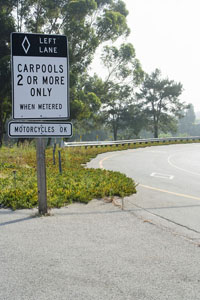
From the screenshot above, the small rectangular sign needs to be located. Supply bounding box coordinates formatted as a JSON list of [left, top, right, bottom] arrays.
[[8, 121, 73, 138], [11, 32, 69, 120]]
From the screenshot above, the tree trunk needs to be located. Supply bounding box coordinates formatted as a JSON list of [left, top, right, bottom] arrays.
[[113, 129, 117, 141], [0, 126, 2, 147], [154, 124, 158, 138], [0, 102, 3, 147], [112, 122, 118, 141]]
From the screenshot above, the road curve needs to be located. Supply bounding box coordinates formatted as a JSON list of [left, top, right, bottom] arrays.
[[87, 143, 200, 235]]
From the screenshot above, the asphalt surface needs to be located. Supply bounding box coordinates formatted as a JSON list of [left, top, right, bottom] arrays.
[[1, 143, 200, 300], [88, 143, 200, 234]]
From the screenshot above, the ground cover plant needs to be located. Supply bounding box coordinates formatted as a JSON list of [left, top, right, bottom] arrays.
[[1, 139, 199, 210], [0, 143, 137, 210]]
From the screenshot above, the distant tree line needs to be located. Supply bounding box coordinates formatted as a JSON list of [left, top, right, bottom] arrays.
[[0, 0, 189, 146], [177, 104, 200, 137]]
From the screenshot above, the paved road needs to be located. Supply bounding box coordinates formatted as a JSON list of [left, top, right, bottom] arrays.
[[1, 143, 200, 300], [88, 143, 200, 236], [1, 201, 200, 300]]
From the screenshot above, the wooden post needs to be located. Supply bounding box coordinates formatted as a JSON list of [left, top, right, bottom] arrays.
[[36, 138, 47, 215]]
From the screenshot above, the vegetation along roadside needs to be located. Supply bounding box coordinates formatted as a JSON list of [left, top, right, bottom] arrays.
[[0, 143, 135, 210], [1, 139, 200, 210]]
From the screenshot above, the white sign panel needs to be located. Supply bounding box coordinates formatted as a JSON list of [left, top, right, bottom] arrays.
[[11, 33, 69, 120], [8, 121, 72, 138]]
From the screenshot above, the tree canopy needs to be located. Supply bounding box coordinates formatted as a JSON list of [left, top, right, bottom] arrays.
[[0, 0, 15, 146], [136, 69, 186, 138], [98, 43, 144, 140], [0, 0, 132, 144], [178, 104, 196, 136], [13, 0, 130, 85], [0, 0, 189, 144]]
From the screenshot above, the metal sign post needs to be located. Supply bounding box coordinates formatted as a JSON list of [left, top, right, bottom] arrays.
[[10, 32, 71, 215], [36, 138, 47, 214]]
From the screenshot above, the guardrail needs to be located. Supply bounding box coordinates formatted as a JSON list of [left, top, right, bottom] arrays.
[[64, 136, 200, 148]]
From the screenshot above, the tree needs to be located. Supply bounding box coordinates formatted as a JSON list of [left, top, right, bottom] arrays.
[[99, 43, 144, 140], [0, 0, 15, 146], [64, 0, 131, 120], [178, 104, 196, 136], [119, 102, 147, 138], [1, 0, 131, 144], [12, 0, 130, 117], [136, 69, 187, 138]]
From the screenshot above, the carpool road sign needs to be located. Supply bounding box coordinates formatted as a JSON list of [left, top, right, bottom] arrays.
[[11, 32, 69, 120]]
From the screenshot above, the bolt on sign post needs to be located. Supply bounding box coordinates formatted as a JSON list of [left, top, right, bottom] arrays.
[[10, 32, 72, 215]]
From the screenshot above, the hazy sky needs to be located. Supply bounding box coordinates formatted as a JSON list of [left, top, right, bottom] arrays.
[[124, 0, 200, 111]]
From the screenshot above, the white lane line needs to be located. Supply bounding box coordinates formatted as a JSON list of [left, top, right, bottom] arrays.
[[168, 154, 200, 176], [150, 172, 174, 180], [99, 151, 200, 202]]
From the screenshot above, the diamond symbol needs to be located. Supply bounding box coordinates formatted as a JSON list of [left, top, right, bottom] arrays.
[[22, 36, 30, 54]]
